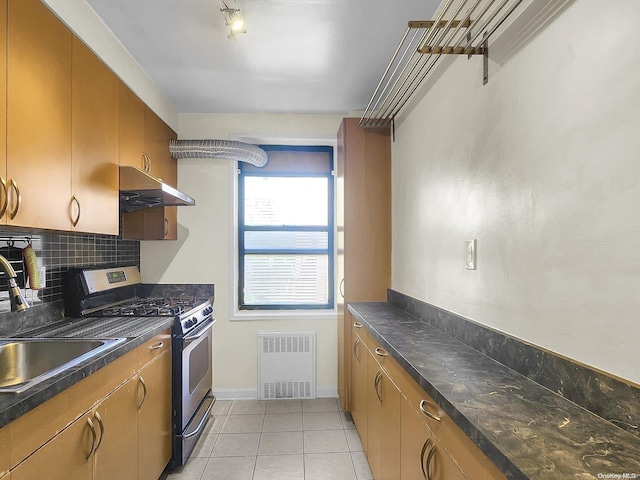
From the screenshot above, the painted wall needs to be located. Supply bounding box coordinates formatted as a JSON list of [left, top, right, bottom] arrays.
[[141, 114, 344, 398], [392, 0, 640, 384]]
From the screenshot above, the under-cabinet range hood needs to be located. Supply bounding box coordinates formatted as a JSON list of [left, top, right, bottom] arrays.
[[119, 165, 195, 213]]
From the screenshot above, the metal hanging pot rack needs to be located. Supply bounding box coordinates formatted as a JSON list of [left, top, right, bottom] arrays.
[[359, 0, 525, 128]]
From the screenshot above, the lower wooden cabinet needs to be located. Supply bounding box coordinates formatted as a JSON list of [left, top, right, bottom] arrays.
[[350, 329, 506, 480], [350, 325, 368, 451], [400, 398, 466, 480], [6, 330, 172, 480], [138, 349, 172, 480], [11, 411, 94, 480], [367, 349, 401, 480]]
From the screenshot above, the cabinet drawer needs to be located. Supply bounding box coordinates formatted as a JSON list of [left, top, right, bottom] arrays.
[[137, 329, 171, 369], [0, 426, 9, 477], [9, 347, 137, 468]]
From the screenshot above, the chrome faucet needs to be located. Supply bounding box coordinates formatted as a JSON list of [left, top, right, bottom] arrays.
[[0, 255, 30, 312]]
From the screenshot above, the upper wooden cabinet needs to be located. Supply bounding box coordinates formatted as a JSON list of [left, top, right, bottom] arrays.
[[71, 37, 119, 235], [145, 108, 177, 186], [6, 0, 73, 231], [0, 0, 7, 225], [118, 83, 147, 172], [337, 118, 392, 411]]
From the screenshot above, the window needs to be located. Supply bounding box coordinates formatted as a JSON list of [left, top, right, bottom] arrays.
[[238, 145, 334, 310]]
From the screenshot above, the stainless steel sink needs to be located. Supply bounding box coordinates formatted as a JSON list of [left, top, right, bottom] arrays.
[[0, 338, 125, 394]]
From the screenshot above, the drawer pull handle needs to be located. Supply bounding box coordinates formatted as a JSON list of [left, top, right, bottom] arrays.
[[353, 321, 362, 328], [138, 376, 148, 409], [339, 278, 344, 298], [375, 347, 388, 357], [419, 399, 441, 422], [150, 341, 164, 350], [0, 177, 8, 218], [94, 411, 104, 452], [420, 437, 437, 480], [374, 370, 383, 403], [86, 417, 97, 459], [353, 338, 360, 361]]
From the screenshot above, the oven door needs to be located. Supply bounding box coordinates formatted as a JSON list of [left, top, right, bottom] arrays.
[[181, 317, 214, 430]]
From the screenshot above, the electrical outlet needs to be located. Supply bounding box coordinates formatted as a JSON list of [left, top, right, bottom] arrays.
[[465, 239, 476, 270]]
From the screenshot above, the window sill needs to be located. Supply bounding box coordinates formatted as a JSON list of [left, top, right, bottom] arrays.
[[230, 309, 337, 322]]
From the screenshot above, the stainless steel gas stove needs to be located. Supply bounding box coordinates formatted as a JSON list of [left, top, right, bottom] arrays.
[[65, 265, 215, 469]]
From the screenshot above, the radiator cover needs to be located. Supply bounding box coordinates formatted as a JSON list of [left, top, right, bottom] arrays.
[[258, 331, 316, 400]]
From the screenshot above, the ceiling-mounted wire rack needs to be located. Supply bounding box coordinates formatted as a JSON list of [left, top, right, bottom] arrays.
[[360, 0, 524, 128]]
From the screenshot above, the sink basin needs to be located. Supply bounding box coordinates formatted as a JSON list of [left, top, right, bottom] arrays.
[[0, 338, 125, 394]]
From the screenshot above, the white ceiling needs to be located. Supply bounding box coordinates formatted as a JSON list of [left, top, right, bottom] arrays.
[[84, 0, 439, 115]]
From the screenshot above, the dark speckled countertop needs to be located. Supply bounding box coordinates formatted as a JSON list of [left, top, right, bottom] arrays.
[[348, 302, 640, 480], [0, 315, 173, 428]]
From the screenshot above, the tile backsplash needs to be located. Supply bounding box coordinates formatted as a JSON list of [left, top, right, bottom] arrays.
[[0, 229, 140, 313]]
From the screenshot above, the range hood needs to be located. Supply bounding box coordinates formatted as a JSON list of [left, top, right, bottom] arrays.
[[119, 166, 195, 213]]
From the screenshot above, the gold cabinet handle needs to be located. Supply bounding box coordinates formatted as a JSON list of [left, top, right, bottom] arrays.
[[420, 437, 436, 480], [374, 370, 383, 403], [86, 417, 97, 460], [9, 179, 21, 220], [70, 195, 81, 226], [164, 216, 170, 236], [141, 153, 150, 172], [150, 341, 164, 350], [375, 347, 388, 357], [353, 338, 360, 361], [93, 411, 104, 452], [339, 278, 344, 298], [419, 399, 441, 422], [138, 376, 147, 409], [0, 177, 8, 218], [353, 322, 362, 328]]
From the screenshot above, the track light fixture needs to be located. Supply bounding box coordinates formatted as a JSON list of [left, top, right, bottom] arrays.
[[219, 0, 246, 39]]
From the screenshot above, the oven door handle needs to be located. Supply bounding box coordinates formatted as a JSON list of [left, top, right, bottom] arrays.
[[183, 392, 216, 439], [183, 318, 214, 345]]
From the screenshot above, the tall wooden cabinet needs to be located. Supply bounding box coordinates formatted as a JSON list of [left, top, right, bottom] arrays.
[[0, 0, 6, 225], [336, 118, 392, 411]]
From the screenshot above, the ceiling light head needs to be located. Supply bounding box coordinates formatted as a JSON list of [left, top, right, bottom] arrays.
[[219, 0, 246, 39]]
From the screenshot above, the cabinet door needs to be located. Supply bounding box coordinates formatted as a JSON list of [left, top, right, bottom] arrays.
[[367, 355, 401, 480], [122, 205, 177, 240], [144, 108, 177, 185], [350, 325, 368, 451], [0, 0, 7, 225], [138, 349, 172, 480], [71, 37, 119, 235], [401, 399, 466, 480], [11, 413, 94, 480], [7, 0, 72, 230], [118, 83, 146, 170], [93, 377, 139, 480]]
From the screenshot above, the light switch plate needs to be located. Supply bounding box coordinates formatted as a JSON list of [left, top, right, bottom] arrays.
[[465, 239, 476, 270]]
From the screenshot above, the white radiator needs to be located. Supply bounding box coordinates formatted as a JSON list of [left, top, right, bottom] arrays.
[[258, 331, 316, 400]]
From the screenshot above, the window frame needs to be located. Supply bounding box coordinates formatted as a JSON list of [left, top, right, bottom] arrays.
[[237, 145, 335, 311]]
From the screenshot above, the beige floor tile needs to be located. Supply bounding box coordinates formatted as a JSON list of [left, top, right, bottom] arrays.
[[253, 454, 304, 480], [304, 453, 357, 480], [211, 433, 261, 457], [258, 431, 304, 455], [266, 399, 303, 414], [164, 457, 208, 479], [303, 430, 349, 454], [229, 399, 267, 415], [222, 414, 265, 433], [203, 413, 226, 435], [302, 398, 340, 413], [345, 429, 364, 452], [303, 412, 344, 431], [200, 456, 256, 480], [262, 413, 303, 432], [351, 452, 373, 480], [211, 400, 232, 416], [191, 432, 218, 457]]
